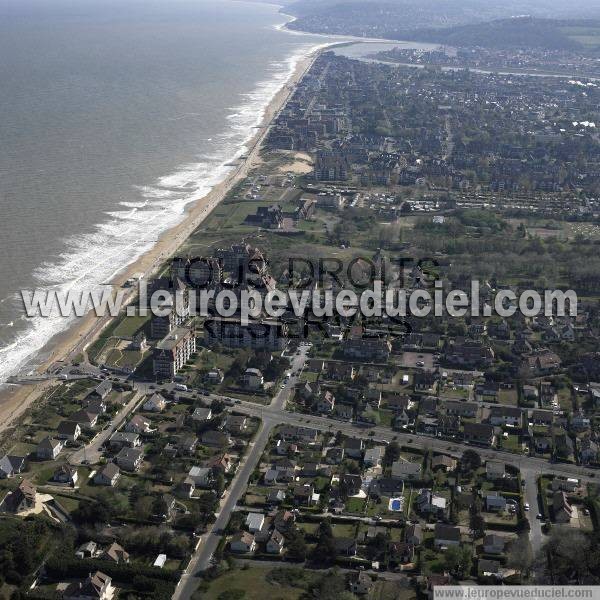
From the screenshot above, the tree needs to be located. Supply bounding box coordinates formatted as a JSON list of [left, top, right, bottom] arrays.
[[285, 528, 307, 562], [311, 520, 336, 566], [507, 534, 533, 574], [384, 441, 400, 467], [460, 449, 482, 474], [443, 544, 472, 578]]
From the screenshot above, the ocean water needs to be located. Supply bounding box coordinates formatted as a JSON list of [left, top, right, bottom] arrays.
[[0, 0, 331, 382]]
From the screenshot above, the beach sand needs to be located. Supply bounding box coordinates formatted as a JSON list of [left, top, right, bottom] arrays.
[[0, 45, 324, 437]]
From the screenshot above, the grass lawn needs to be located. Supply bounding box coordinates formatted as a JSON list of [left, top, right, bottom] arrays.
[[370, 580, 417, 600], [498, 389, 518, 406], [345, 496, 366, 514], [200, 565, 307, 600], [501, 434, 522, 453], [331, 523, 358, 538], [112, 314, 149, 338]]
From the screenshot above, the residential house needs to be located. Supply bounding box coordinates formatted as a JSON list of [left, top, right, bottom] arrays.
[[475, 382, 500, 403], [325, 362, 356, 381], [191, 407, 212, 422], [342, 338, 391, 362], [388, 542, 415, 565], [414, 371, 437, 393], [553, 491, 573, 523], [316, 390, 335, 414], [201, 430, 231, 448], [434, 524, 461, 549], [207, 368, 224, 384], [124, 415, 151, 435], [580, 437, 599, 464], [364, 446, 385, 468], [188, 466, 213, 488], [431, 455, 456, 472], [246, 512, 265, 533], [177, 435, 198, 456], [0, 480, 36, 514], [551, 477, 579, 493], [103, 542, 129, 564], [241, 368, 264, 390], [94, 463, 120, 487], [230, 532, 256, 554], [444, 401, 478, 419], [206, 368, 225, 385], [326, 447, 345, 465], [405, 523, 423, 546], [415, 489, 447, 517], [57, 421, 82, 442], [0, 455, 25, 479], [489, 406, 523, 428], [115, 448, 143, 472], [486, 461, 506, 480], [266, 529, 285, 554], [53, 465, 78, 487], [36, 437, 63, 460], [334, 537, 357, 556], [224, 415, 248, 435], [64, 571, 114, 600], [344, 438, 364, 459], [278, 425, 318, 444], [391, 461, 422, 480], [484, 492, 507, 512], [108, 432, 141, 450], [143, 393, 167, 413], [483, 534, 505, 555], [90, 381, 112, 401], [463, 422, 495, 446], [75, 542, 99, 559], [70, 409, 99, 430], [333, 403, 353, 421], [370, 477, 405, 498], [293, 484, 316, 507]]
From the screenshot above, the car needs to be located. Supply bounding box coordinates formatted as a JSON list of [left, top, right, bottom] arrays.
[[416, 361, 425, 367], [536, 513, 543, 519], [524, 503, 530, 511], [281, 384, 285, 389]]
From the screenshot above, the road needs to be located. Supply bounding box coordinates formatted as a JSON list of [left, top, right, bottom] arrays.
[[521, 467, 544, 556], [172, 345, 310, 600], [173, 340, 600, 599], [61, 338, 592, 598], [69, 391, 142, 465]]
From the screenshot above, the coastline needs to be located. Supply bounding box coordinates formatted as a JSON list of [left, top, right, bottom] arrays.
[[0, 42, 326, 437]]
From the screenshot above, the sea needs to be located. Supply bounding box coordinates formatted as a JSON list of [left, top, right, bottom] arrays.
[[0, 0, 334, 383]]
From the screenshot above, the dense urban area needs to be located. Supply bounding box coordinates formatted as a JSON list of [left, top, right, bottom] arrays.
[[3, 2, 600, 600]]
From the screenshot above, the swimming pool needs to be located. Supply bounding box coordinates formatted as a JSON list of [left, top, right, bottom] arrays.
[[388, 497, 404, 512]]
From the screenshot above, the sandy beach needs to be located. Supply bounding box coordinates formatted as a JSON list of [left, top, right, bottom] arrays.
[[0, 44, 326, 437]]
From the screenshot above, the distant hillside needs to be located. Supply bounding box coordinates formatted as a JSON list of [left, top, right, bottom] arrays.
[[283, 0, 600, 41], [401, 17, 600, 51]]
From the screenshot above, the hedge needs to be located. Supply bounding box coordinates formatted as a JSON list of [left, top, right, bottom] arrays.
[[45, 557, 180, 583]]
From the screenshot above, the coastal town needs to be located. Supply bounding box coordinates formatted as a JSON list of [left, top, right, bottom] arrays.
[[2, 10, 600, 600]]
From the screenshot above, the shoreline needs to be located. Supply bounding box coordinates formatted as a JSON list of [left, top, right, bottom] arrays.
[[0, 41, 326, 437]]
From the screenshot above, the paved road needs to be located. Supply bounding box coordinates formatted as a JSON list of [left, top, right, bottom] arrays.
[[231, 400, 600, 484], [174, 420, 274, 600], [172, 345, 310, 600], [69, 391, 142, 465], [521, 467, 544, 556]]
